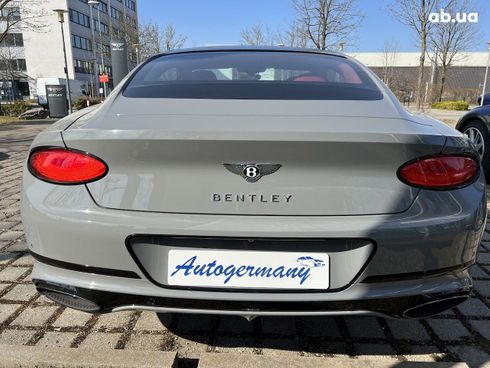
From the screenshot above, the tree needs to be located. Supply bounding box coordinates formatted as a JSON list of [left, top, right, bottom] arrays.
[[138, 21, 161, 61], [0, 1, 47, 110], [241, 23, 273, 46], [291, 0, 363, 50], [429, 0, 479, 101], [162, 24, 187, 51], [382, 40, 400, 88], [0, 45, 21, 101], [276, 20, 311, 48], [110, 15, 140, 69], [1, 0, 48, 44], [138, 21, 186, 61], [390, 0, 439, 109]]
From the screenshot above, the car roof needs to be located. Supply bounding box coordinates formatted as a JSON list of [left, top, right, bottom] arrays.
[[158, 45, 347, 58]]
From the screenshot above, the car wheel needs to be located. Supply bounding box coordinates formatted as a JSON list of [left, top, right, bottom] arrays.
[[462, 121, 490, 181]]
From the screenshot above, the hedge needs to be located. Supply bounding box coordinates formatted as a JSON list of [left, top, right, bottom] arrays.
[[431, 101, 469, 111], [0, 100, 31, 117], [73, 96, 101, 111]]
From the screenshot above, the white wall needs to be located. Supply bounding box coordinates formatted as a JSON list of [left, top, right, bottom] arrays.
[[347, 52, 490, 67], [22, 0, 74, 97]]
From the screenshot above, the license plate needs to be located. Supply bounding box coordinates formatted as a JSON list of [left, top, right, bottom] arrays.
[[167, 249, 329, 289]]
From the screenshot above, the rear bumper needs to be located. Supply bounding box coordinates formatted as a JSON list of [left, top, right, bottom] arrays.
[[32, 257, 473, 318], [23, 169, 486, 317], [33, 269, 472, 319]]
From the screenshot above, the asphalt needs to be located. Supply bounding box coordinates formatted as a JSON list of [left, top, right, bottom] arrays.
[[0, 119, 488, 367]]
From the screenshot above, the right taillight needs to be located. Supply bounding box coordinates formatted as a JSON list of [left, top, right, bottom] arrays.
[[398, 155, 479, 190]]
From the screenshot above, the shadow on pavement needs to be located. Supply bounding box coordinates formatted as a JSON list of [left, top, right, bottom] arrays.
[[157, 313, 447, 358]]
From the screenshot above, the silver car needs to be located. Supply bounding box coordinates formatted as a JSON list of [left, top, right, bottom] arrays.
[[21, 47, 486, 319]]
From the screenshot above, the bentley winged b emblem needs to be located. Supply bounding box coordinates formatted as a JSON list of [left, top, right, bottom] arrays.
[[223, 163, 282, 183]]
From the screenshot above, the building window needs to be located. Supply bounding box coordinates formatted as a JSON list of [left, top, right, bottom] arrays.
[[96, 42, 111, 55], [69, 9, 91, 28], [93, 20, 109, 34], [98, 64, 112, 77], [110, 7, 122, 21], [0, 7, 20, 21], [0, 33, 24, 47], [74, 59, 93, 74], [16, 59, 26, 71], [0, 59, 26, 71], [99, 1, 108, 13], [72, 34, 92, 51], [125, 0, 136, 11], [125, 15, 137, 26]]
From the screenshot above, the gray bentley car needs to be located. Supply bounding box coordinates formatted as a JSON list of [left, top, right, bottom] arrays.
[[21, 47, 486, 319]]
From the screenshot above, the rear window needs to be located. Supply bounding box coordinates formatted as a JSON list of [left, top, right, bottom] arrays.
[[123, 51, 383, 101]]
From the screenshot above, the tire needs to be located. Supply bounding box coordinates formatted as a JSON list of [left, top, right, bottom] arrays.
[[461, 120, 490, 182]]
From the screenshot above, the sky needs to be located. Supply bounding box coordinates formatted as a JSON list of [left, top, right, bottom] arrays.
[[138, 0, 490, 52]]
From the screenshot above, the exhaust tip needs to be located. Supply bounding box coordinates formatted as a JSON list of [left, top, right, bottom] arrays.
[[402, 295, 468, 318], [40, 289, 101, 313]]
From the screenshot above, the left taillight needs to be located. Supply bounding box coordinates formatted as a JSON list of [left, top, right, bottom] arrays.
[[28, 148, 108, 185]]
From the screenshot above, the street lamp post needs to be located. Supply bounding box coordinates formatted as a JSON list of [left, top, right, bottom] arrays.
[[88, 0, 107, 99], [133, 43, 140, 65], [481, 42, 490, 107], [88, 4, 100, 97], [53, 9, 72, 113]]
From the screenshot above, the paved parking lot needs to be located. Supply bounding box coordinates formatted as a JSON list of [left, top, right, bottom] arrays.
[[0, 120, 489, 367]]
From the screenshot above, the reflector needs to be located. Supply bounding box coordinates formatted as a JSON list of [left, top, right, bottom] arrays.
[[29, 148, 107, 184], [398, 155, 479, 189]]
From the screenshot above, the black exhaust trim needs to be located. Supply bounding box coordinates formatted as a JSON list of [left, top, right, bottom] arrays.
[[35, 281, 101, 313], [402, 294, 469, 318]]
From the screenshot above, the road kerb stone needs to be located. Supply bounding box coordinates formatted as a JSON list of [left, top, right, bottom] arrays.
[[196, 353, 470, 368], [0, 344, 178, 368]]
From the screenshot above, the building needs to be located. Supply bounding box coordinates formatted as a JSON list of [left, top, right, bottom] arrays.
[[0, 0, 138, 101], [347, 52, 490, 103]]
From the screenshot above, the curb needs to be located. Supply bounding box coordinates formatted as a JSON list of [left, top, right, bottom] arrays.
[[0, 345, 177, 368], [198, 354, 469, 368], [0, 346, 470, 368]]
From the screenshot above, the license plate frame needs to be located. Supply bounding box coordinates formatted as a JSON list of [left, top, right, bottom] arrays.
[[167, 249, 329, 290]]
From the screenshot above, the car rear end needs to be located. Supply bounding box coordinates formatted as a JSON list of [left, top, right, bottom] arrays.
[[21, 48, 486, 319]]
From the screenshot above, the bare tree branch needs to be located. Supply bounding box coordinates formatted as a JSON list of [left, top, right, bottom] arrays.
[[428, 0, 480, 101], [138, 21, 186, 61], [1, 1, 48, 44], [138, 21, 162, 61], [292, 0, 364, 50], [162, 24, 187, 51], [389, 0, 439, 109], [382, 40, 400, 88], [241, 23, 273, 46], [276, 20, 311, 48], [109, 14, 139, 68]]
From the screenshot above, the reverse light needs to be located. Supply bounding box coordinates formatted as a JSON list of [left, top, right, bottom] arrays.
[[28, 148, 108, 185], [398, 155, 479, 190]]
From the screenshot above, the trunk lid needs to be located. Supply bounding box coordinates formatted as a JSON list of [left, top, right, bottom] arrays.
[[62, 99, 445, 216]]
